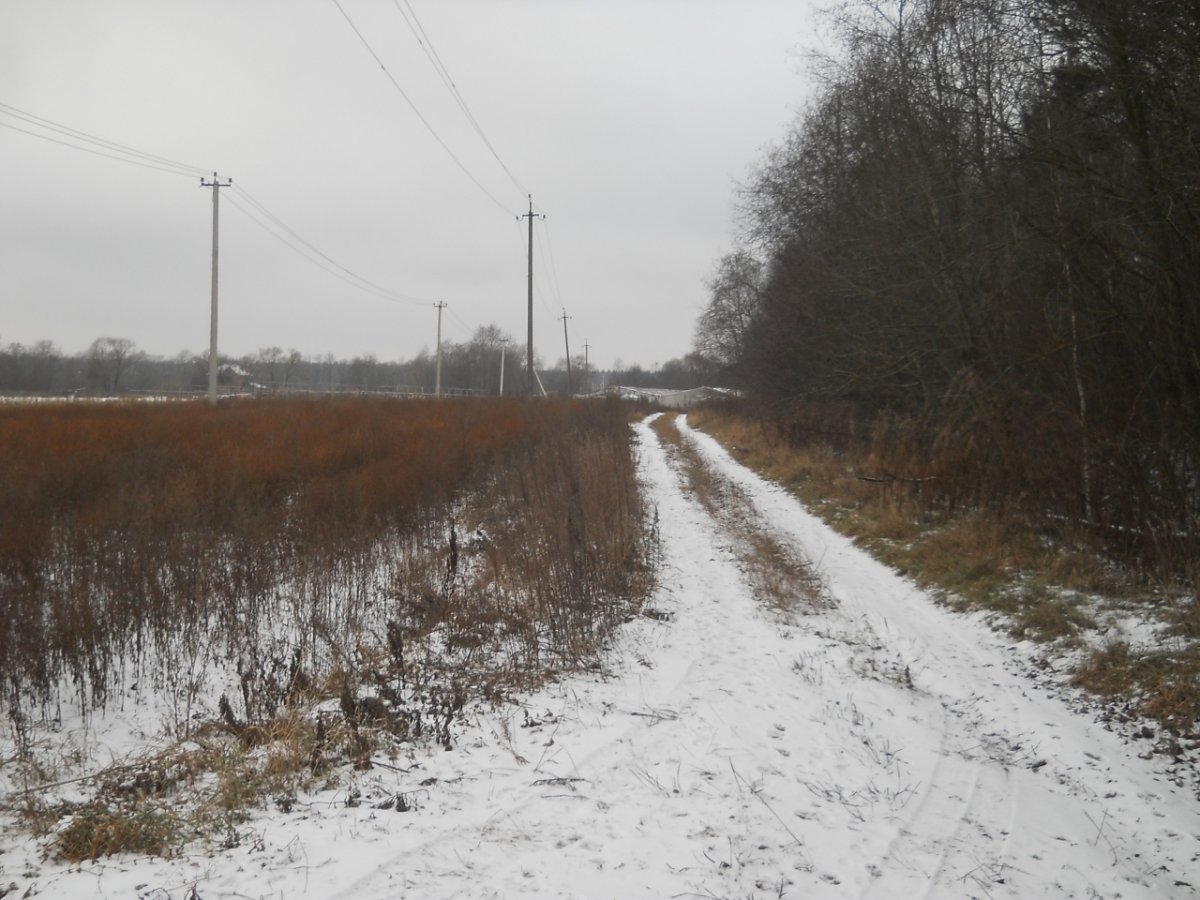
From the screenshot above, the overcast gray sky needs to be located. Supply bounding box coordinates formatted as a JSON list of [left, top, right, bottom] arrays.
[[2, 1, 823, 369]]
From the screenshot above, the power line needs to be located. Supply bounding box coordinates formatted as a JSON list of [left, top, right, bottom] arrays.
[[534, 226, 564, 310], [539, 215, 568, 307], [390, 0, 528, 198], [538, 216, 588, 350], [232, 185, 428, 304], [0, 97, 521, 355], [0, 102, 208, 178], [330, 0, 514, 215], [0, 100, 208, 175], [447, 306, 475, 335], [224, 189, 515, 351], [223, 187, 429, 307]]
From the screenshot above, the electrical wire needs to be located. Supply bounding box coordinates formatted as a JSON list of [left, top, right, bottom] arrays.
[[0, 99, 517, 349], [330, 0, 514, 216], [231, 185, 428, 305], [224, 188, 430, 307], [539, 215, 568, 308], [390, 0, 528, 199], [538, 216, 588, 356], [228, 187, 512, 351], [507, 218, 557, 341], [534, 227, 564, 310], [447, 306, 476, 336], [0, 101, 208, 178], [533, 247, 560, 320]]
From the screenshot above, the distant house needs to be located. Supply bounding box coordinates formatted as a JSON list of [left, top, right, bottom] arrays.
[[217, 363, 252, 390]]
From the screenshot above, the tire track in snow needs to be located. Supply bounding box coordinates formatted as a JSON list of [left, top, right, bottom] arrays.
[[666, 414, 1004, 894], [685, 419, 1049, 896], [641, 414, 982, 894], [676, 415, 1199, 899]]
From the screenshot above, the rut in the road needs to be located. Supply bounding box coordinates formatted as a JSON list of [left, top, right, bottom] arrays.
[[649, 412, 830, 620]]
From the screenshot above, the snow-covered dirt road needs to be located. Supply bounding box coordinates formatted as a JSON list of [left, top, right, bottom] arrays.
[[8, 413, 1199, 899]]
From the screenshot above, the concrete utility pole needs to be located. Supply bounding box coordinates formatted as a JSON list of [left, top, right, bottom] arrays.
[[498, 338, 509, 396], [201, 172, 232, 405], [517, 196, 544, 394], [559, 308, 573, 394], [434, 301, 447, 397], [583, 342, 590, 395]]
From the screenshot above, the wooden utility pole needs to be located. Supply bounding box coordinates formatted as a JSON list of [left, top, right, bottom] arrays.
[[434, 301, 447, 397], [201, 172, 231, 405], [559, 308, 573, 394], [517, 196, 543, 394]]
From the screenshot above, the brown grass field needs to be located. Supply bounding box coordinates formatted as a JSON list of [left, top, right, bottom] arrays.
[[2, 395, 655, 858], [1, 395, 651, 726]]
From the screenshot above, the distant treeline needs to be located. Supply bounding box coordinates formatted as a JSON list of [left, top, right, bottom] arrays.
[[695, 0, 1200, 575], [0, 327, 712, 396]]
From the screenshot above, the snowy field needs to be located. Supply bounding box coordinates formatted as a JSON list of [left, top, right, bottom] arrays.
[[2, 413, 1198, 898]]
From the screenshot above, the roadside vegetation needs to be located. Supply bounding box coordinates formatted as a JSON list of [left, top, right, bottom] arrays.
[[690, 402, 1200, 744], [0, 395, 652, 861]]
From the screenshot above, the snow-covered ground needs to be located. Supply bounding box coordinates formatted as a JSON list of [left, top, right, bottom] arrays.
[[3, 413, 1199, 898]]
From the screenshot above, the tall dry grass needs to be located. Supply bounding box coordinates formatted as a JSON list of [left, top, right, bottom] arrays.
[[0, 396, 650, 728]]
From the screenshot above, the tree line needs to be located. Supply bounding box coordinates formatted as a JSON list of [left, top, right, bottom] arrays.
[[0, 329, 711, 396], [695, 0, 1200, 575]]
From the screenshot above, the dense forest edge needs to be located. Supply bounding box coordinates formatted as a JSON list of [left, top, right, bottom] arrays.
[[693, 0, 1200, 588], [689, 0, 1200, 740]]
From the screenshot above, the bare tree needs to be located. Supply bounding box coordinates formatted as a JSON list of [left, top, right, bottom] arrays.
[[254, 346, 285, 388], [86, 337, 140, 394], [693, 251, 764, 377], [714, 0, 1200, 570]]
